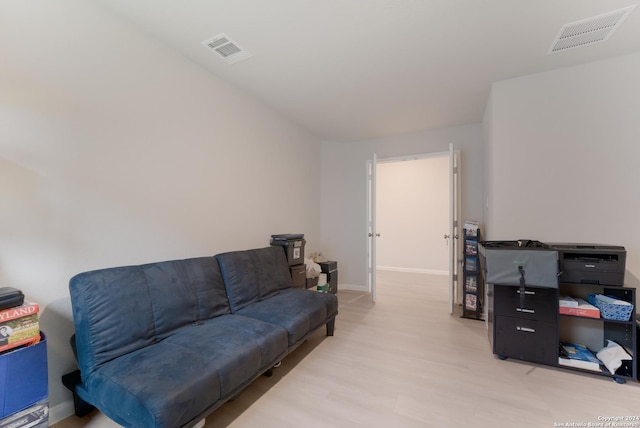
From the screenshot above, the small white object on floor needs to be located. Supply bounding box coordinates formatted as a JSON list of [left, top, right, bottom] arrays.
[[193, 419, 205, 428]]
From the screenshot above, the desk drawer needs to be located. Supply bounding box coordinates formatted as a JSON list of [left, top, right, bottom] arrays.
[[494, 285, 557, 321], [494, 315, 557, 365]]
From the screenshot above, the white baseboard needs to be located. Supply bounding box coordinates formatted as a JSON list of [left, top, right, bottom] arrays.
[[376, 266, 448, 276], [339, 283, 368, 292], [50, 399, 75, 425]]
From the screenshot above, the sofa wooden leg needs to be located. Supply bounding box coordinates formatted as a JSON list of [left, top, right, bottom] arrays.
[[72, 392, 95, 417], [326, 319, 335, 336], [62, 370, 95, 417], [264, 368, 273, 377]]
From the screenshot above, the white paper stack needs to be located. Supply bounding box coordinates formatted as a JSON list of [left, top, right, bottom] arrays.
[[559, 295, 578, 308]]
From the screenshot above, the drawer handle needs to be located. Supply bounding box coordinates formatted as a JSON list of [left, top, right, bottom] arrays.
[[516, 290, 535, 295], [516, 326, 536, 333], [516, 308, 535, 314]]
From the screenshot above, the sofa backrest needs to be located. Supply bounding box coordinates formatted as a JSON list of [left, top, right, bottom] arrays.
[[69, 256, 229, 377], [215, 246, 293, 313]]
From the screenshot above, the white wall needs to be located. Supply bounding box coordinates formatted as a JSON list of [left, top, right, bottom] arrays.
[[0, 1, 321, 420], [376, 157, 449, 274], [484, 51, 640, 288], [319, 124, 484, 289]]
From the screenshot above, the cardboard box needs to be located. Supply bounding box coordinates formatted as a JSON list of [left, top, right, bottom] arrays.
[[0, 332, 48, 418], [0, 399, 48, 428], [305, 277, 319, 289], [289, 264, 306, 288], [0, 303, 40, 354]]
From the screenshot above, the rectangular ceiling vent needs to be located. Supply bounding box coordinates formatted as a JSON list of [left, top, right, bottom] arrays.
[[202, 33, 252, 64], [548, 4, 637, 54]]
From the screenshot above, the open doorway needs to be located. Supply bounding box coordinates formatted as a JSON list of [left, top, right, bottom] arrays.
[[374, 153, 451, 306], [376, 156, 449, 276]]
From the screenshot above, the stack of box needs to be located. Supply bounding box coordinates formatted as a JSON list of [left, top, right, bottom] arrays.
[[0, 290, 48, 427], [270, 234, 307, 288]]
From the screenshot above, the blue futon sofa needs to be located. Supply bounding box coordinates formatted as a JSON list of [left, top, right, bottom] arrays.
[[62, 246, 338, 427]]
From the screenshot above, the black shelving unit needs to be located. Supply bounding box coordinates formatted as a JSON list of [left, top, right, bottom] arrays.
[[558, 283, 636, 383], [482, 241, 637, 384], [462, 222, 483, 320]]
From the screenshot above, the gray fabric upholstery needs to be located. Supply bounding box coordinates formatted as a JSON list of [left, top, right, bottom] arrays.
[[66, 247, 337, 427], [70, 257, 229, 378], [216, 247, 339, 348], [215, 246, 293, 312]]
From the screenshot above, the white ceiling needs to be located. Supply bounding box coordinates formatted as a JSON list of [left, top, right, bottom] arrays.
[[7, 1, 640, 142]]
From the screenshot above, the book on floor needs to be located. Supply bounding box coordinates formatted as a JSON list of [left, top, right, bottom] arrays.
[[558, 342, 601, 371]]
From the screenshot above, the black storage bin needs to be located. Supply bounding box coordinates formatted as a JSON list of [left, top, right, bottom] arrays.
[[270, 234, 306, 266], [319, 261, 338, 294], [0, 287, 24, 311]]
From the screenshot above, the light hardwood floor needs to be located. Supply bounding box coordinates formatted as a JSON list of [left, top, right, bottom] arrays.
[[53, 271, 640, 427]]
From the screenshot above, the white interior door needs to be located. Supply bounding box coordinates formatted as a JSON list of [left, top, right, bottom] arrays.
[[366, 153, 377, 302], [448, 143, 461, 314]]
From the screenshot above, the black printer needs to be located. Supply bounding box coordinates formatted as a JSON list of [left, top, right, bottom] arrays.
[[551, 243, 626, 286]]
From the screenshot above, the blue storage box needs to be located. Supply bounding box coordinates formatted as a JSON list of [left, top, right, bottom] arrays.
[[587, 294, 634, 321], [0, 399, 48, 428], [0, 332, 47, 418]]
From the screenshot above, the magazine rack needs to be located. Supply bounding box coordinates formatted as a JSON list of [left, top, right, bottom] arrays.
[[462, 222, 483, 320]]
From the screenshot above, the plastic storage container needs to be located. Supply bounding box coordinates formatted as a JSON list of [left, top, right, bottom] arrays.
[[588, 294, 634, 321], [270, 234, 306, 266]]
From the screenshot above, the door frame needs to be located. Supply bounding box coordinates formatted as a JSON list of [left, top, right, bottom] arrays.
[[367, 147, 461, 309]]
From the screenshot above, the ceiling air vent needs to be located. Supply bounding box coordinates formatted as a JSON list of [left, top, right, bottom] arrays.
[[548, 4, 637, 54], [202, 33, 252, 64]]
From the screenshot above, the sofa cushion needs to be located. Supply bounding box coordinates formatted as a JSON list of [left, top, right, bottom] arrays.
[[85, 315, 287, 428], [142, 257, 230, 339], [236, 288, 330, 347], [216, 247, 293, 312], [70, 266, 157, 377], [69, 256, 229, 377], [86, 338, 221, 428], [177, 315, 288, 391]]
